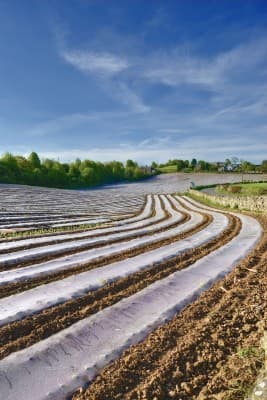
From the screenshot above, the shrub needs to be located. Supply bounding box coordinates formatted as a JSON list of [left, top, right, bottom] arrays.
[[258, 188, 267, 195], [227, 185, 242, 193]]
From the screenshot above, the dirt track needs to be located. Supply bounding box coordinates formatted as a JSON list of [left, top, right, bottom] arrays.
[[71, 214, 266, 400]]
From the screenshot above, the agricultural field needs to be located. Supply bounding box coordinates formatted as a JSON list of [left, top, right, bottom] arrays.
[[216, 182, 267, 196], [0, 173, 266, 400], [157, 165, 179, 173]]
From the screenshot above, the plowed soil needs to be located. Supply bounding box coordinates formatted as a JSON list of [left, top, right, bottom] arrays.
[[71, 214, 267, 400]]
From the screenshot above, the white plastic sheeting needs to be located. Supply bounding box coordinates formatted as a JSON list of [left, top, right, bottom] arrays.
[[0, 196, 172, 267], [0, 195, 154, 253], [0, 211, 262, 400], [114, 194, 153, 224], [0, 203, 227, 323], [0, 200, 205, 284], [0, 184, 145, 220]]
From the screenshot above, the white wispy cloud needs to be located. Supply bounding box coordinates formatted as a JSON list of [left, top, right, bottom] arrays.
[[60, 47, 151, 114], [142, 37, 267, 89], [110, 82, 150, 113], [61, 50, 129, 76], [143, 55, 217, 87], [58, 34, 266, 120]]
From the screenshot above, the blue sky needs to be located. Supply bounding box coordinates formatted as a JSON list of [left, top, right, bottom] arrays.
[[0, 0, 266, 164]]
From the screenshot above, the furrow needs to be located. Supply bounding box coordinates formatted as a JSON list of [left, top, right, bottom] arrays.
[[0, 212, 240, 360], [0, 197, 209, 297], [0, 198, 176, 270], [0, 194, 150, 243], [0, 195, 156, 254], [0, 194, 185, 271], [81, 246, 266, 400], [0, 206, 261, 400]]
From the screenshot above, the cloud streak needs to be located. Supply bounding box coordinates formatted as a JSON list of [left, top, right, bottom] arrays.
[[61, 50, 129, 76], [142, 37, 267, 90]]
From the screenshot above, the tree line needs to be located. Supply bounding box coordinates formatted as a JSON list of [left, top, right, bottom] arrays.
[[0, 152, 153, 189], [153, 157, 267, 173]]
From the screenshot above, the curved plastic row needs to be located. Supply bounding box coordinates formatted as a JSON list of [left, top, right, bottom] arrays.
[[0, 185, 145, 219], [0, 196, 153, 252], [0, 196, 203, 283], [0, 197, 227, 323], [0, 195, 176, 267], [0, 214, 96, 223]]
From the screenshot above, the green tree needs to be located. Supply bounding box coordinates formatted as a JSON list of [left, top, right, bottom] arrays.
[[126, 159, 137, 168], [231, 156, 239, 165], [191, 158, 197, 169], [241, 160, 254, 172], [261, 160, 267, 173], [69, 164, 81, 180], [176, 160, 185, 171], [1, 152, 20, 182], [184, 160, 189, 168], [81, 167, 94, 184], [28, 152, 41, 169], [0, 152, 153, 188]]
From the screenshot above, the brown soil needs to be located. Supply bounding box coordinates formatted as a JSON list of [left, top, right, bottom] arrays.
[[0, 214, 239, 361], [70, 214, 267, 400]]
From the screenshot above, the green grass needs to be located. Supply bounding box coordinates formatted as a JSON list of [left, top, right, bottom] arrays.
[[186, 192, 232, 211], [158, 165, 177, 173], [237, 346, 264, 359], [195, 183, 218, 190], [216, 182, 267, 196], [186, 191, 264, 214]]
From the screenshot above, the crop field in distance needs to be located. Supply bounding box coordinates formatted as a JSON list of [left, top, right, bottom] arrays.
[[0, 172, 266, 400]]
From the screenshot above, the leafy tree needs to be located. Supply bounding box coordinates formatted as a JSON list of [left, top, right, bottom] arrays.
[[184, 160, 189, 168], [231, 156, 239, 165], [28, 152, 41, 169], [261, 160, 267, 173], [176, 160, 185, 171], [191, 158, 197, 168], [195, 160, 206, 171], [69, 164, 81, 180], [241, 160, 255, 172], [2, 152, 18, 169], [126, 159, 137, 168]]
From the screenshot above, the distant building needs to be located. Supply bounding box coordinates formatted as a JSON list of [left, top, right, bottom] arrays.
[[217, 162, 241, 172]]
